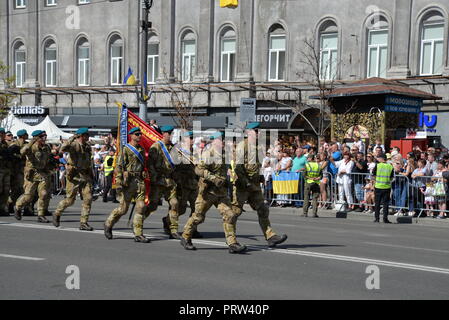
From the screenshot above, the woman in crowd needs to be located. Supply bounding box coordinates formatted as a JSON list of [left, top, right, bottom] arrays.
[[333, 152, 354, 211], [432, 161, 447, 219], [318, 152, 330, 209], [411, 159, 432, 216], [366, 153, 376, 176], [392, 160, 407, 215], [275, 151, 293, 206], [403, 156, 416, 216]]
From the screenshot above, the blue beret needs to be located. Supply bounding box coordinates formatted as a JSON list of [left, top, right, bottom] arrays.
[[161, 125, 175, 133], [0, 128, 5, 133], [76, 127, 89, 135], [302, 145, 311, 150], [31, 130, 45, 137], [332, 151, 342, 160], [17, 129, 28, 137], [246, 122, 261, 130], [129, 127, 141, 135], [210, 132, 223, 140], [183, 131, 193, 137]]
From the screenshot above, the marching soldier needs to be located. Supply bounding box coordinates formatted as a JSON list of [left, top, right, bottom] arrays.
[[302, 153, 322, 218], [233, 122, 288, 248], [14, 130, 53, 223], [104, 127, 150, 242], [168, 131, 202, 238], [137, 125, 179, 239], [0, 128, 12, 216], [180, 132, 247, 254], [8, 130, 33, 215], [53, 128, 95, 231]]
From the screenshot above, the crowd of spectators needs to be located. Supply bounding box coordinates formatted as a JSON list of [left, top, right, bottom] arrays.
[[261, 135, 449, 219]]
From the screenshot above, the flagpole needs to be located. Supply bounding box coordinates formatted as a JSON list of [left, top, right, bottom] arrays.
[[139, 0, 153, 122]]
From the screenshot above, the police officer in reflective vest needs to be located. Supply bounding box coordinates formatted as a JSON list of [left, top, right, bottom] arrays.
[[373, 153, 394, 223], [303, 153, 322, 218], [103, 149, 117, 203]]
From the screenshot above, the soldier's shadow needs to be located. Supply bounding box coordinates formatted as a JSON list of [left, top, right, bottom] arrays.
[[269, 244, 345, 249], [192, 231, 260, 241]]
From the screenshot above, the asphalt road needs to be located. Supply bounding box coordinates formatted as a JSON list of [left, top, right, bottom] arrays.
[[1, 196, 449, 300]]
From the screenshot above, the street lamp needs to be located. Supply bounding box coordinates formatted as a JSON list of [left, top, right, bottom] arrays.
[[139, 0, 154, 122]]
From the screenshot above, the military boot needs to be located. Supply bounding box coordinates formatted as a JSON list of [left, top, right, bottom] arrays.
[[23, 207, 34, 216], [14, 207, 22, 221], [0, 209, 9, 217], [162, 216, 170, 235], [104, 223, 113, 240], [169, 232, 181, 240], [134, 235, 151, 243], [228, 243, 248, 254], [267, 234, 288, 248], [80, 223, 94, 231], [180, 237, 197, 250], [37, 216, 50, 223], [52, 214, 61, 228]]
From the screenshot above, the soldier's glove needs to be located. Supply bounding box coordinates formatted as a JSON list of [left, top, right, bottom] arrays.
[[142, 171, 149, 179]]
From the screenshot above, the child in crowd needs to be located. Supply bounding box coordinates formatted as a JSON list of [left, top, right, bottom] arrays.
[[363, 178, 375, 213], [421, 182, 436, 217]]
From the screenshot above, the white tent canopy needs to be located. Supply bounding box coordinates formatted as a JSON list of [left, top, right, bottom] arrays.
[[1, 113, 71, 143]]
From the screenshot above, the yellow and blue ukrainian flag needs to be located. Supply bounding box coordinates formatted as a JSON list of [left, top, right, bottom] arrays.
[[272, 171, 300, 194], [124, 67, 137, 85]]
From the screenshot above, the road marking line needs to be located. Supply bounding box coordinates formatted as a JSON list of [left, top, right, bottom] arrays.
[[0, 253, 45, 261], [365, 242, 449, 255], [2, 221, 449, 275]]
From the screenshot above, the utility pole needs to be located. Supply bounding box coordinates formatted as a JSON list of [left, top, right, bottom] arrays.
[[139, 0, 153, 122]]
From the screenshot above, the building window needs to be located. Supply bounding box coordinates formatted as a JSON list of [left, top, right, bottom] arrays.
[[367, 29, 388, 78], [147, 35, 159, 84], [46, 0, 57, 6], [77, 39, 90, 86], [110, 36, 123, 85], [420, 21, 444, 76], [181, 31, 196, 82], [319, 32, 338, 80], [15, 0, 27, 9], [268, 25, 286, 82], [44, 40, 57, 87], [14, 44, 26, 88], [220, 28, 236, 82]]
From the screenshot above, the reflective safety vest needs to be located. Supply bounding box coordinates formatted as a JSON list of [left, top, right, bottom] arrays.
[[305, 162, 321, 184], [375, 163, 393, 189], [104, 155, 115, 177]]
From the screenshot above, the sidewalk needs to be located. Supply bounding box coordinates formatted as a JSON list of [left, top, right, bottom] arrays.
[[267, 204, 449, 227]]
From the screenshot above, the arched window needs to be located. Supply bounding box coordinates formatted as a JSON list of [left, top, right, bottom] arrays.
[[220, 27, 236, 82], [44, 39, 57, 87], [319, 21, 338, 80], [268, 24, 286, 81], [14, 42, 26, 88], [147, 33, 159, 84], [419, 12, 445, 76], [366, 16, 389, 78], [76, 38, 90, 86], [109, 35, 123, 85], [181, 31, 196, 82]]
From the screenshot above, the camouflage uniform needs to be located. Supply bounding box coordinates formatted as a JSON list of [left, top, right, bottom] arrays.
[[182, 146, 239, 245], [135, 141, 178, 236], [171, 145, 198, 234], [0, 140, 12, 214], [15, 139, 53, 217], [105, 144, 147, 231], [54, 136, 94, 224], [8, 138, 27, 208], [232, 139, 277, 241]]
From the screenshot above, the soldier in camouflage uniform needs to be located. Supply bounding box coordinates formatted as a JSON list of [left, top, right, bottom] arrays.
[[138, 125, 179, 239], [233, 122, 287, 248], [53, 128, 95, 231], [180, 132, 247, 254], [14, 130, 53, 223], [104, 127, 150, 243], [165, 131, 202, 238], [0, 128, 12, 216], [8, 130, 33, 216]]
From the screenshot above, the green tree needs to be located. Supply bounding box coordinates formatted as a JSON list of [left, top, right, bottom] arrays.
[[0, 61, 16, 123]]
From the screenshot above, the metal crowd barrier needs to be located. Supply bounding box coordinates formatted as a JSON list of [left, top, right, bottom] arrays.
[[263, 170, 449, 221]]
